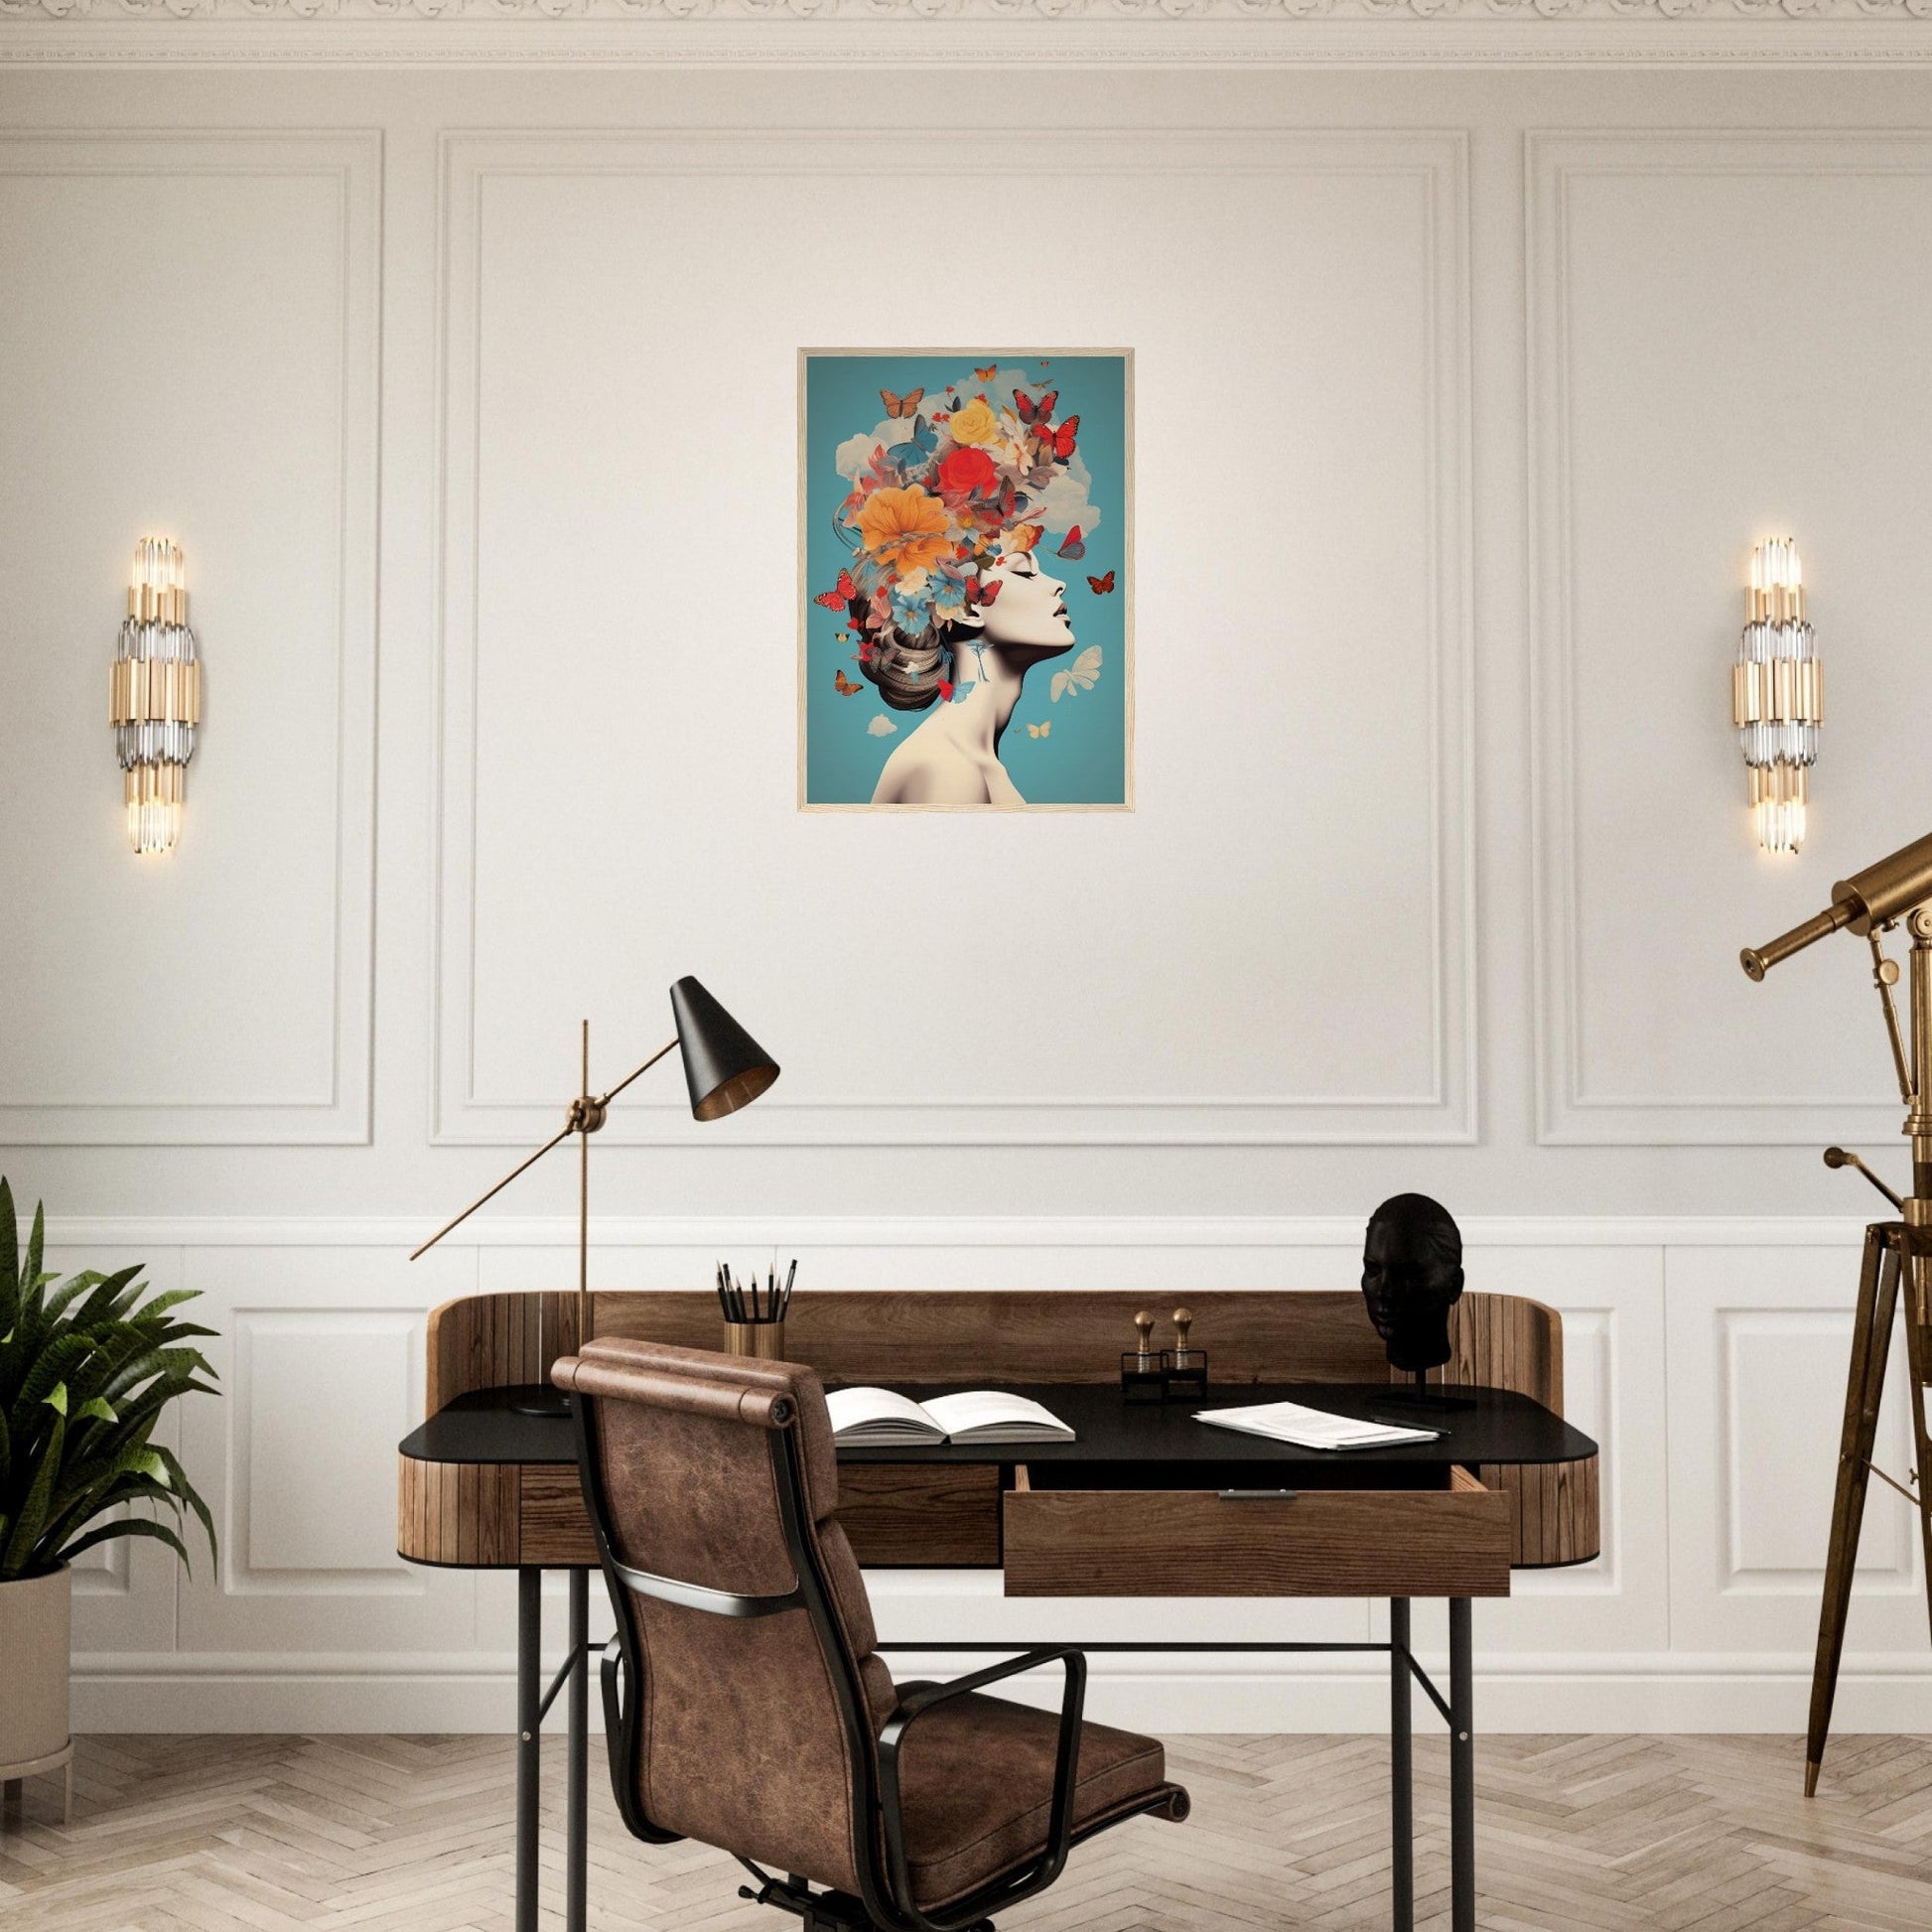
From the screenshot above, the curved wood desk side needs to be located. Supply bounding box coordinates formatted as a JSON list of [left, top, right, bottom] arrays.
[[398, 1290, 1597, 1574]]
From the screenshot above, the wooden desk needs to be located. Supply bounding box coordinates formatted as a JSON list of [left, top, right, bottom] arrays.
[[397, 1291, 1598, 1932]]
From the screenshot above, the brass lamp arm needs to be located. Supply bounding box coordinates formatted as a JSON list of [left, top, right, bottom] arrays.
[[408, 1034, 678, 1262], [410, 1121, 577, 1261], [596, 1036, 678, 1111]]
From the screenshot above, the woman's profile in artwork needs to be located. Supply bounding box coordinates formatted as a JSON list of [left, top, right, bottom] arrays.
[[824, 370, 1103, 807]]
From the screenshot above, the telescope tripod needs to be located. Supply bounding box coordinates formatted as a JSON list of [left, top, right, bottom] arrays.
[[1801, 906, 1932, 1795], [1805, 1220, 1932, 1794]]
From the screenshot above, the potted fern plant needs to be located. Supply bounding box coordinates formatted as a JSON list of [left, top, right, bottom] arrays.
[[0, 1178, 218, 1787]]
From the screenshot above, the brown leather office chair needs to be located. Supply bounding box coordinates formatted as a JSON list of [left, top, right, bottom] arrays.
[[552, 1338, 1188, 1932]]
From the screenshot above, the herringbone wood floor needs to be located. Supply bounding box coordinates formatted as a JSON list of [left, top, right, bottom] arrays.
[[3, 1733, 1930, 1931]]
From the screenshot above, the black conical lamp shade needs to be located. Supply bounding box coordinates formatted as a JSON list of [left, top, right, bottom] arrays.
[[670, 976, 780, 1122]]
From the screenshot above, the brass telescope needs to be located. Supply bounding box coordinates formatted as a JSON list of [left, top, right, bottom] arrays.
[[1741, 826, 1932, 979], [1741, 825, 1932, 1798]]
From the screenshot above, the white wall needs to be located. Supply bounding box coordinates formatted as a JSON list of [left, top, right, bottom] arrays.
[[5, 41, 1932, 1731]]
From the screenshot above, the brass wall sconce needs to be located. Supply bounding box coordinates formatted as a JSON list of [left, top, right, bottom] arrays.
[[1734, 536, 1821, 855], [111, 538, 201, 856]]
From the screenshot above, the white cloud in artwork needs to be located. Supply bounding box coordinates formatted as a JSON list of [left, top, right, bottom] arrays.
[[834, 424, 897, 483], [1029, 455, 1102, 540], [867, 715, 897, 737]]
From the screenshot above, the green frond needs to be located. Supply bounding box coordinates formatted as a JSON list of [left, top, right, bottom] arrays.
[[0, 1176, 221, 1584]]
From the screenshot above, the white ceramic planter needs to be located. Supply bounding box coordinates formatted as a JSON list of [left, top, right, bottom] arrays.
[[0, 1564, 72, 1777]]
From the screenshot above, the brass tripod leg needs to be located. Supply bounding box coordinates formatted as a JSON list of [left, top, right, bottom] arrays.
[[1900, 1239, 1932, 1653], [1805, 1225, 1902, 1795]]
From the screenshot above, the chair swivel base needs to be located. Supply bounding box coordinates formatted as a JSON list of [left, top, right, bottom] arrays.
[[738, 1867, 992, 1932]]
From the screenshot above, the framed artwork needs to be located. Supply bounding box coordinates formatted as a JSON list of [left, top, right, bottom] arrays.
[[798, 348, 1133, 810]]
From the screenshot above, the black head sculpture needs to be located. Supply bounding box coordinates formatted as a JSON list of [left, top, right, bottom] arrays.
[[1360, 1193, 1465, 1374]]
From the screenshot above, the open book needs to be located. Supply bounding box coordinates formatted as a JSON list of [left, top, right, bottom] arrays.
[[1195, 1400, 1441, 1451], [825, 1387, 1075, 1448]]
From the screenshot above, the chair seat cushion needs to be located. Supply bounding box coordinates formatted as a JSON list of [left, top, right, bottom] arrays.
[[892, 1691, 1173, 1908]]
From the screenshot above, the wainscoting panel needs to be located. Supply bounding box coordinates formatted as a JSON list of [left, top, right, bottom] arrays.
[[432, 129, 1474, 1148], [1664, 1242, 1927, 1659], [1529, 132, 1932, 1147], [173, 1243, 481, 1659], [1449, 1244, 1669, 1656], [0, 131, 380, 1146]]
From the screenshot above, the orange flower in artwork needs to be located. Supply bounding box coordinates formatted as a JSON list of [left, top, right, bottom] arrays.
[[855, 484, 953, 578]]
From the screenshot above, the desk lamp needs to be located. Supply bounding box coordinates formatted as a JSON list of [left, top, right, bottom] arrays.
[[410, 976, 779, 1415]]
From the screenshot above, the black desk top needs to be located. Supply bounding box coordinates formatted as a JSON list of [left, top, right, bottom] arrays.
[[400, 1382, 1594, 1470]]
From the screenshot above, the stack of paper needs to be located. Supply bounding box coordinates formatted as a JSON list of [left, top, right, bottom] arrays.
[[1194, 1401, 1440, 1451]]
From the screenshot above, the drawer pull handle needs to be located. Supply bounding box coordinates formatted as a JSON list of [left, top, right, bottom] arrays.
[[1217, 1488, 1299, 1502]]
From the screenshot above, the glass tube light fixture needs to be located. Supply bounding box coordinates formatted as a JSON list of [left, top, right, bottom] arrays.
[[1734, 536, 1821, 856], [111, 538, 201, 856]]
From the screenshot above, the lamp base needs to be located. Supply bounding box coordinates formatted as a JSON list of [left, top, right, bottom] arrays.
[[506, 1383, 570, 1419]]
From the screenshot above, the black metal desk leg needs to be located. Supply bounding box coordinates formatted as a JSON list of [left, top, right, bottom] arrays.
[[1449, 1597, 1474, 1932], [568, 1569, 589, 1932], [1390, 1598, 1413, 1932], [516, 1569, 542, 1932]]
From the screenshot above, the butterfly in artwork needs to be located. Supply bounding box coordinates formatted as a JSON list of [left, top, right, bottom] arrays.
[[1055, 526, 1086, 561], [833, 669, 865, 696], [886, 414, 937, 472], [1050, 644, 1103, 703], [814, 568, 858, 612], [1025, 721, 1051, 739], [1040, 416, 1078, 460], [973, 578, 1003, 608], [974, 363, 998, 381], [1086, 570, 1116, 596], [1013, 389, 1059, 425], [880, 387, 925, 419], [1008, 524, 1044, 555], [946, 395, 961, 412]]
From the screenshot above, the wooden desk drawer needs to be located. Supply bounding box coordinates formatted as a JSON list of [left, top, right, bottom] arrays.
[[1003, 1464, 1511, 1598], [836, 1463, 1001, 1567]]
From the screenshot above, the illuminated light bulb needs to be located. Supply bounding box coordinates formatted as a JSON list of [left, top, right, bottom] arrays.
[[111, 538, 200, 856], [1734, 537, 1820, 855]]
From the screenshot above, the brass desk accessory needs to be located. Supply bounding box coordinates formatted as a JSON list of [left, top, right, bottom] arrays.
[[1165, 1306, 1208, 1401], [410, 977, 779, 1416], [1740, 825, 1932, 1793], [1121, 1310, 1164, 1402]]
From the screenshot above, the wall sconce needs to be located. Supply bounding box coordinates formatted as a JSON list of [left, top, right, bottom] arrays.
[[111, 538, 201, 857], [1734, 536, 1821, 856]]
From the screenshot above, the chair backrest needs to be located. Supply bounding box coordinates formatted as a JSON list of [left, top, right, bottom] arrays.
[[553, 1338, 897, 1896]]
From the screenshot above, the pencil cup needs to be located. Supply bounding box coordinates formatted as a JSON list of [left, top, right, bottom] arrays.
[[724, 1319, 785, 1360]]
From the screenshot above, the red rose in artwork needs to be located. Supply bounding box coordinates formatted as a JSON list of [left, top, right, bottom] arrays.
[[938, 446, 998, 496]]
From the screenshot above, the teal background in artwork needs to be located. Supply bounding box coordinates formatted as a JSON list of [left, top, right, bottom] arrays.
[[801, 351, 1129, 807]]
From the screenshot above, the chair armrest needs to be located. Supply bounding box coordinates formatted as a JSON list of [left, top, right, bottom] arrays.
[[875, 1648, 1087, 1931]]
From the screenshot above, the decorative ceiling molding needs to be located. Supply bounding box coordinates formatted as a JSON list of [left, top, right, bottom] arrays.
[[8, 8, 1932, 73], [5, 0, 1932, 18]]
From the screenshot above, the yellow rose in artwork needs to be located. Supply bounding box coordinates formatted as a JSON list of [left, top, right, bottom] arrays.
[[947, 396, 1002, 448], [855, 484, 954, 578]]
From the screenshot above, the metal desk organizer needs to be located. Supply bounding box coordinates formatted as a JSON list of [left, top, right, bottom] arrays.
[[397, 1289, 1599, 1932]]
